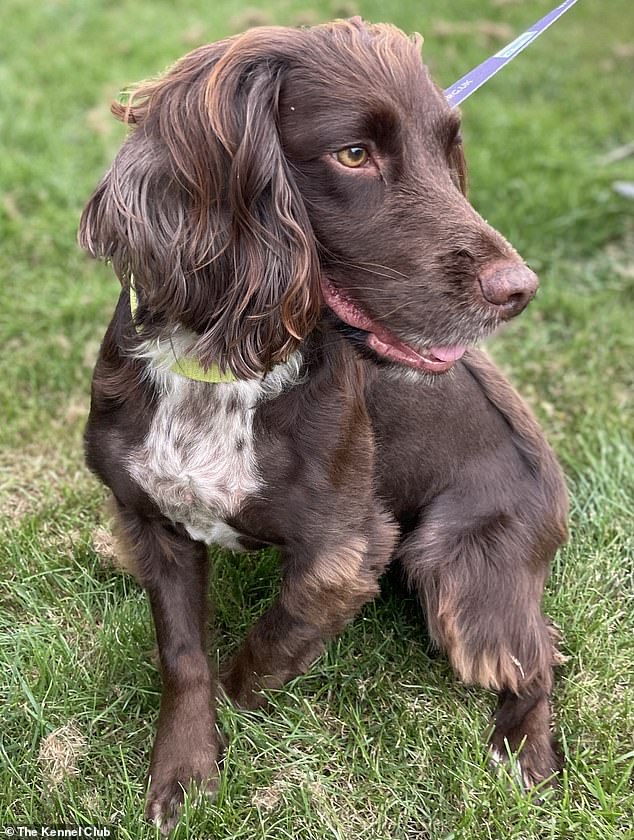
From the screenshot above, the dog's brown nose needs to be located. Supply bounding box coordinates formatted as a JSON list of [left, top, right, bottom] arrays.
[[478, 261, 539, 317]]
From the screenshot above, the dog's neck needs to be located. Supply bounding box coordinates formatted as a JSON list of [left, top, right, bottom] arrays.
[[131, 313, 306, 397], [129, 283, 238, 384], [128, 284, 355, 389]]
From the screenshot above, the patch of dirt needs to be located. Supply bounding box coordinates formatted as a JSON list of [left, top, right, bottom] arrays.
[[181, 22, 208, 47], [430, 20, 514, 43], [91, 525, 118, 564], [251, 768, 326, 813], [229, 8, 273, 32], [331, 1, 361, 19], [0, 393, 92, 523], [614, 42, 634, 59], [38, 721, 87, 788], [0, 446, 88, 522]]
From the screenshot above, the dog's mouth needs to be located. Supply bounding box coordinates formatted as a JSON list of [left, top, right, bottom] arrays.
[[320, 277, 467, 374]]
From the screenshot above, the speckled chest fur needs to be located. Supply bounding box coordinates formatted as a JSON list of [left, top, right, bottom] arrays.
[[127, 343, 302, 549]]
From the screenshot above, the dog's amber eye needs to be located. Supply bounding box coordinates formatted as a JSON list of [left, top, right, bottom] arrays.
[[335, 147, 369, 168]]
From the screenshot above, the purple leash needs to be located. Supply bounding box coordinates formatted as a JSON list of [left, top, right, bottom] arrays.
[[444, 0, 579, 106]]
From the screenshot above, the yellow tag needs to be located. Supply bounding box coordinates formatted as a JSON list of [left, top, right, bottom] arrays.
[[128, 283, 236, 384], [169, 357, 237, 384]]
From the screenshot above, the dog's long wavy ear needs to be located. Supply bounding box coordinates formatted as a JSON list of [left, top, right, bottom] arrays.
[[78, 31, 321, 379]]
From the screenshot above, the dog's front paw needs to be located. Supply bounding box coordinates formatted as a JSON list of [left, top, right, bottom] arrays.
[[145, 724, 219, 834], [490, 730, 561, 787], [221, 637, 326, 710], [145, 770, 217, 835], [221, 658, 270, 710], [489, 689, 561, 791]]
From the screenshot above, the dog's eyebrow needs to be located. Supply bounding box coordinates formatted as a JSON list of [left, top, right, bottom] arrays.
[[361, 105, 402, 151]]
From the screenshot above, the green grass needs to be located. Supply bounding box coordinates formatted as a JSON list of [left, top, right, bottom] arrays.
[[1, 0, 633, 837]]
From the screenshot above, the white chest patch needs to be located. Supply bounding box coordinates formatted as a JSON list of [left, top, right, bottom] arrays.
[[127, 336, 301, 548]]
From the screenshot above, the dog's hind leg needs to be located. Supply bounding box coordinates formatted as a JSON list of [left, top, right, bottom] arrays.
[[398, 489, 565, 787], [112, 503, 219, 834], [222, 506, 398, 709]]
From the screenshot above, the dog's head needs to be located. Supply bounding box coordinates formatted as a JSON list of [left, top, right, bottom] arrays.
[[79, 19, 538, 378]]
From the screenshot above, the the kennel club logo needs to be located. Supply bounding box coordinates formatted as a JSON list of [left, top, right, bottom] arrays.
[[445, 0, 579, 106], [3, 828, 114, 838]]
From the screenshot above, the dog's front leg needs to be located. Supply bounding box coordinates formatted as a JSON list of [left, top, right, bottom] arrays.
[[113, 505, 218, 833], [223, 508, 397, 708], [397, 489, 564, 788]]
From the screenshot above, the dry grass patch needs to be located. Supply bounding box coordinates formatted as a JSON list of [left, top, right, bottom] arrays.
[[38, 721, 88, 789]]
